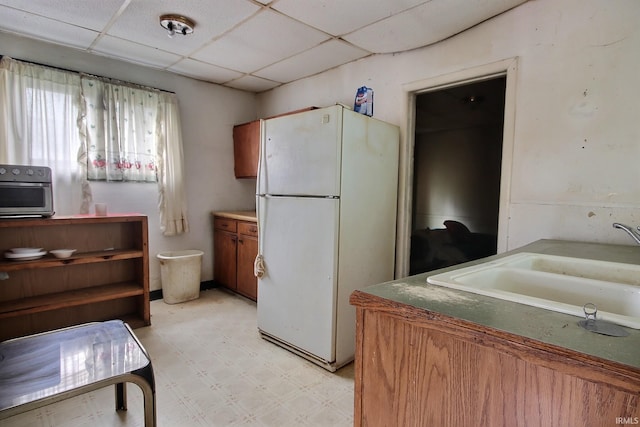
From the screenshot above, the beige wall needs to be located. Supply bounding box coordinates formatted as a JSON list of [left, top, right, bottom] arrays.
[[258, 0, 640, 273], [0, 32, 258, 290]]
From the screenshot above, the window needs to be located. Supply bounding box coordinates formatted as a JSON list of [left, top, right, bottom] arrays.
[[82, 77, 159, 182]]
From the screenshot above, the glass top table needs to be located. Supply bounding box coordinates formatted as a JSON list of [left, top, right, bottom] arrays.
[[0, 320, 155, 426]]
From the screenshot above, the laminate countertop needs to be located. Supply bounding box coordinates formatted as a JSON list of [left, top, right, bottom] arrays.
[[212, 211, 257, 222], [352, 239, 640, 370]]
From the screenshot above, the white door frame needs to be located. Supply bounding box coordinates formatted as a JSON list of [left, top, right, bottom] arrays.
[[396, 57, 519, 278]]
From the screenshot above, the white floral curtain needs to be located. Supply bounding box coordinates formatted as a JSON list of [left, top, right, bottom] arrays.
[[0, 57, 88, 215], [82, 77, 158, 182], [0, 57, 189, 235], [80, 76, 189, 235], [156, 92, 189, 235]]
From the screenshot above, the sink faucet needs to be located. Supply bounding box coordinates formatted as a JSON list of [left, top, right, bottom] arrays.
[[612, 223, 640, 245]]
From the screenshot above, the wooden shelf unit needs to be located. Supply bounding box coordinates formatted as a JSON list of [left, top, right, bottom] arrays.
[[0, 215, 150, 341]]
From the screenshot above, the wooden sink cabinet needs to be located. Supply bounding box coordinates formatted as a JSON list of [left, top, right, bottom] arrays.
[[349, 290, 640, 427]]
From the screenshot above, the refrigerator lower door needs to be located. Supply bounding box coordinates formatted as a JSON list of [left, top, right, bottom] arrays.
[[257, 195, 339, 363]]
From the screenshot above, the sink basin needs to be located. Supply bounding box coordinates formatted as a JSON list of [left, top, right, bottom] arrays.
[[426, 252, 640, 329]]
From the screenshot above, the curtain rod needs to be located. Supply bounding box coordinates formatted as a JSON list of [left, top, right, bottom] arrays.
[[1, 55, 176, 94]]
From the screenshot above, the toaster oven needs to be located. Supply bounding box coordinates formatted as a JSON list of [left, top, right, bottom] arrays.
[[0, 164, 54, 217]]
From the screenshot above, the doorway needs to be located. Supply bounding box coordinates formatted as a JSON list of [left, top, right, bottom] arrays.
[[409, 78, 507, 275], [396, 58, 517, 278]]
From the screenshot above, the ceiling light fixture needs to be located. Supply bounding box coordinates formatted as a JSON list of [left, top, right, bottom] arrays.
[[159, 14, 195, 38]]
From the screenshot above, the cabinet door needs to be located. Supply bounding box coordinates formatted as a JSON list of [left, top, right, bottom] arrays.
[[233, 120, 260, 178], [214, 229, 237, 290], [237, 234, 258, 301]]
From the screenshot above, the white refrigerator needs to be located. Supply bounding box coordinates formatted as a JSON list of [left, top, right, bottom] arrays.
[[255, 105, 399, 371]]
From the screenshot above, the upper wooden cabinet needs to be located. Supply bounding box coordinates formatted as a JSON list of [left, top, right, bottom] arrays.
[[232, 107, 317, 179], [233, 120, 261, 179]]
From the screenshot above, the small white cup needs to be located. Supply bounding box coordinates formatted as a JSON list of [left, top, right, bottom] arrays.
[[95, 203, 108, 216]]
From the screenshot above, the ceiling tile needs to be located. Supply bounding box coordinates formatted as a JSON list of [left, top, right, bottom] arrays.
[[0, 5, 100, 49], [0, 0, 531, 92], [345, 0, 528, 53], [92, 36, 182, 69], [168, 58, 243, 84], [255, 40, 371, 83], [192, 9, 330, 73], [272, 0, 426, 36], [225, 75, 281, 93], [0, 0, 126, 30], [107, 0, 260, 56]]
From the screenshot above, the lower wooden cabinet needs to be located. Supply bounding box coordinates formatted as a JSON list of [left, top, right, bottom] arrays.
[[236, 222, 258, 300], [213, 219, 237, 290], [213, 213, 258, 301]]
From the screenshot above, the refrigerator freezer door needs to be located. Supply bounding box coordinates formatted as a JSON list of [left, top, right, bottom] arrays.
[[257, 195, 339, 362], [258, 106, 342, 197]]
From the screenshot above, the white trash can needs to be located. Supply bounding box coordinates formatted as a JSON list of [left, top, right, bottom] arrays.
[[157, 250, 204, 304]]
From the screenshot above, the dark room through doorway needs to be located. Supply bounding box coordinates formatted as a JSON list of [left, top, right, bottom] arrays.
[[409, 77, 506, 275]]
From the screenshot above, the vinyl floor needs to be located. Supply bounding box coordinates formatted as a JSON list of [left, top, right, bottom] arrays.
[[3, 289, 355, 426]]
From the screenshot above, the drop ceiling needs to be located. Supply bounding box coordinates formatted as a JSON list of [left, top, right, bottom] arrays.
[[0, 0, 528, 93]]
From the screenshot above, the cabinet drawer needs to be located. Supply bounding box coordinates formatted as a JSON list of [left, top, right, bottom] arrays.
[[238, 221, 258, 237], [214, 217, 237, 232]]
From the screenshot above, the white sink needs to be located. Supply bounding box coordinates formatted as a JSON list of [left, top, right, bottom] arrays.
[[426, 252, 640, 329]]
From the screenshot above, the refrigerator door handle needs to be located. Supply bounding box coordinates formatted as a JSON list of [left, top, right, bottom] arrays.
[[254, 254, 265, 278], [256, 119, 266, 196], [255, 191, 266, 279], [255, 123, 266, 279]]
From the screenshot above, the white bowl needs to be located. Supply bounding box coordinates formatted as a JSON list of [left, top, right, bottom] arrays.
[[50, 249, 76, 259], [10, 247, 44, 254]]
